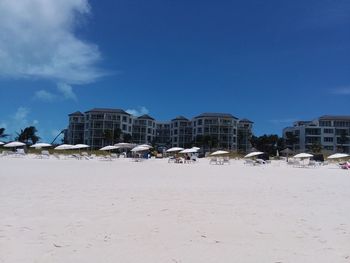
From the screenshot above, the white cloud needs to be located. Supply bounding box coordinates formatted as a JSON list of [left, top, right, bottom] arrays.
[[331, 87, 350, 95], [14, 107, 30, 122], [34, 89, 57, 102], [126, 106, 150, 117], [0, 0, 104, 92], [57, 83, 77, 100]]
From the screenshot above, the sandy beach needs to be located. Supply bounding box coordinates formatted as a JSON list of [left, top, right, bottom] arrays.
[[0, 157, 349, 263]]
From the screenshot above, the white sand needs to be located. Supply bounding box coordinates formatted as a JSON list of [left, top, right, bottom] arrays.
[[0, 157, 349, 263]]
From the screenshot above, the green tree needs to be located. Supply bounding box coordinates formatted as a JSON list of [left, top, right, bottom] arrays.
[[338, 130, 349, 153], [310, 141, 322, 153], [103, 128, 122, 145], [285, 132, 299, 151], [16, 126, 40, 144], [0, 128, 9, 139], [122, 133, 133, 143], [249, 134, 281, 156]]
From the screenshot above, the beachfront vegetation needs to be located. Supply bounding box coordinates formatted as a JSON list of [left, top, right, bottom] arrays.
[[15, 126, 40, 145], [0, 128, 9, 138]]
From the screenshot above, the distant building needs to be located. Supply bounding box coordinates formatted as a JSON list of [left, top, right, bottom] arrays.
[[282, 115, 350, 153], [237, 118, 254, 153], [66, 108, 254, 151], [192, 113, 238, 151], [66, 111, 84, 145], [132, 114, 156, 144], [83, 108, 133, 149]]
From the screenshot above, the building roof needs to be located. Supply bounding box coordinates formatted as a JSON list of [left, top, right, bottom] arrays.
[[68, 111, 84, 116], [239, 118, 254, 123], [319, 115, 350, 121], [194, 112, 238, 119], [171, 116, 189, 121], [85, 108, 130, 115], [137, 114, 155, 120]]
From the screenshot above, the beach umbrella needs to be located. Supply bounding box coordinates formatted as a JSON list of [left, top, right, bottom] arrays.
[[138, 144, 153, 149], [131, 145, 150, 152], [0, 142, 5, 146], [4, 141, 26, 148], [71, 144, 90, 149], [114, 143, 135, 148], [327, 153, 349, 159], [54, 144, 73, 150], [293, 153, 313, 158], [244, 151, 264, 158], [210, 150, 229, 156], [166, 147, 184, 153], [99, 145, 118, 151], [191, 147, 200, 151], [179, 148, 198, 154], [30, 143, 52, 149]]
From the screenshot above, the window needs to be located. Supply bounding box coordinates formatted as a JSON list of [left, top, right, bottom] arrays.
[[324, 128, 334, 134], [122, 124, 127, 131], [122, 116, 127, 122], [198, 119, 202, 125], [324, 137, 333, 142], [197, 127, 202, 133]]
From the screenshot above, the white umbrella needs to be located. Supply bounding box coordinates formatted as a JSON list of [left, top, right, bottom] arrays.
[[54, 144, 73, 150], [327, 153, 349, 159], [4, 141, 26, 148], [293, 153, 313, 158], [100, 145, 118, 151], [0, 142, 5, 145], [131, 146, 150, 152], [30, 143, 52, 149], [179, 148, 198, 154], [71, 144, 90, 149], [166, 147, 184, 153], [191, 147, 200, 151], [244, 151, 264, 158], [138, 144, 153, 149], [210, 150, 229, 156], [114, 143, 135, 148]]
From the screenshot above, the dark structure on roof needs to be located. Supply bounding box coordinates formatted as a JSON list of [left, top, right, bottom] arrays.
[[239, 118, 254, 123], [194, 113, 238, 119], [319, 115, 350, 120], [85, 108, 130, 115], [68, 111, 84, 116], [137, 114, 155, 120], [171, 116, 189, 121]]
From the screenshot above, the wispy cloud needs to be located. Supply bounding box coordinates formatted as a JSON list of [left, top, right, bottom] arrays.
[[0, 0, 106, 100], [126, 106, 150, 117], [34, 90, 57, 102], [331, 86, 350, 95], [57, 83, 77, 101]]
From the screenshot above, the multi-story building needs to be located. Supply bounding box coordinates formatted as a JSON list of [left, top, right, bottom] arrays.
[[66, 108, 254, 151], [83, 108, 133, 149], [237, 118, 254, 153], [132, 114, 156, 144], [66, 111, 84, 145], [154, 121, 171, 146], [170, 116, 193, 148], [283, 115, 350, 153], [192, 113, 238, 151]]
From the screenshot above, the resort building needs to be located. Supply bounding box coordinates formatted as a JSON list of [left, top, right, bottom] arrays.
[[132, 114, 156, 144], [283, 115, 350, 154], [192, 113, 238, 151], [66, 111, 84, 145], [237, 118, 254, 153], [170, 116, 193, 148], [83, 108, 133, 149], [66, 108, 254, 151]]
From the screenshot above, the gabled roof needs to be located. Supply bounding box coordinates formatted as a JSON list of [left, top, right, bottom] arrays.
[[194, 113, 238, 119], [85, 108, 130, 115], [68, 111, 84, 116], [171, 116, 189, 121], [319, 115, 350, 121], [137, 114, 155, 120], [239, 118, 254, 123]]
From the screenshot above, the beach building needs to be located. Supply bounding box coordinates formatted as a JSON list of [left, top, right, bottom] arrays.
[[66, 108, 254, 151], [170, 116, 193, 148], [132, 114, 156, 144], [237, 118, 254, 153], [66, 111, 84, 145], [83, 108, 133, 149], [192, 113, 238, 151], [283, 115, 350, 154]]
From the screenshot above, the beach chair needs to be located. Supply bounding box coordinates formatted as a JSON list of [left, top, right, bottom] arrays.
[[15, 148, 26, 157], [244, 159, 255, 166], [41, 150, 50, 159], [168, 156, 176, 163], [222, 156, 230, 165], [209, 157, 218, 165]]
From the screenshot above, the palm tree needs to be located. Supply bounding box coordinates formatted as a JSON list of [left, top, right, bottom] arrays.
[[0, 128, 9, 139], [15, 126, 40, 145], [285, 132, 299, 152]]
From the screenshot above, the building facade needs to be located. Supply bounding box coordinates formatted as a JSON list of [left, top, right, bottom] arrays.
[[66, 108, 254, 151], [237, 118, 254, 153], [283, 115, 350, 154]]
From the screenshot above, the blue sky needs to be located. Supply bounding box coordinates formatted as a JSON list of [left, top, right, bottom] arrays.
[[0, 0, 349, 142]]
